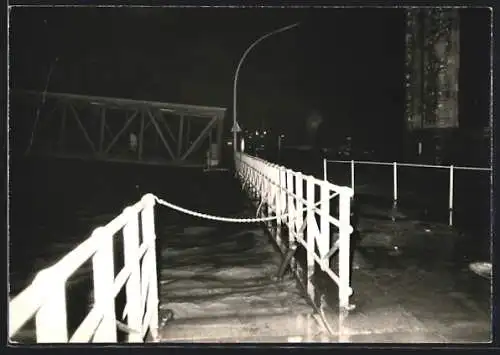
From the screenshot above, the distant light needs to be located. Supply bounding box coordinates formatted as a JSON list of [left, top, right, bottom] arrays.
[[227, 141, 233, 146], [240, 138, 245, 152], [256, 130, 259, 136], [160, 108, 175, 112], [280, 134, 285, 138], [263, 130, 267, 135]]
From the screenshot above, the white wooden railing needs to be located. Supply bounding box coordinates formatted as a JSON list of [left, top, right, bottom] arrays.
[[9, 194, 159, 343], [324, 159, 492, 226], [235, 152, 355, 328]]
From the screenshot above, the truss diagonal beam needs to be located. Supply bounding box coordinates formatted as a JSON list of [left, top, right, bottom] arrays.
[[146, 108, 176, 160], [155, 110, 177, 144], [104, 110, 139, 153], [103, 120, 114, 138], [138, 110, 145, 160], [180, 116, 218, 161], [143, 120, 152, 133], [17, 90, 226, 165], [177, 115, 184, 158], [216, 116, 224, 161], [68, 104, 96, 153], [185, 119, 191, 153]]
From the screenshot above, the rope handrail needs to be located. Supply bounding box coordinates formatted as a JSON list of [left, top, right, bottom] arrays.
[[10, 153, 355, 343], [153, 191, 341, 225], [9, 187, 351, 342]]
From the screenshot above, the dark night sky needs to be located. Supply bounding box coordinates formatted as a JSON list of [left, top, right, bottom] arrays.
[[9, 7, 491, 152]]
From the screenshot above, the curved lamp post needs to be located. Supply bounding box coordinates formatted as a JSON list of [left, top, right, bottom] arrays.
[[232, 22, 300, 152]]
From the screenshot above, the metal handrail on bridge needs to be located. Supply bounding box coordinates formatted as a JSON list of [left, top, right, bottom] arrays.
[[9, 194, 159, 343], [236, 153, 355, 333], [9, 156, 356, 343], [323, 159, 492, 226]]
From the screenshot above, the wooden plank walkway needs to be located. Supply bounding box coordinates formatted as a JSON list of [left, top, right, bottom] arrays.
[[155, 170, 491, 343], [156, 223, 328, 342]]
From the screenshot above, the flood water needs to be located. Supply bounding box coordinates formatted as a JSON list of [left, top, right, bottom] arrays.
[[277, 149, 492, 263], [8, 151, 492, 342], [10, 150, 491, 295], [10, 158, 174, 293], [9, 157, 238, 341]]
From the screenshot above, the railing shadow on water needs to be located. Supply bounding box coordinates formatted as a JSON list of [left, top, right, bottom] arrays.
[[9, 194, 160, 344]]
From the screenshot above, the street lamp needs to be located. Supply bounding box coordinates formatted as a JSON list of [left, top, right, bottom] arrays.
[[232, 22, 300, 153]]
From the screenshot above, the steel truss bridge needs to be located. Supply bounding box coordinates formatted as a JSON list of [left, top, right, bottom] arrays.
[[13, 90, 226, 167]]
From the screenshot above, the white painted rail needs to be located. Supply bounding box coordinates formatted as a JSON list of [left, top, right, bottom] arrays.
[[9, 194, 159, 343], [324, 159, 492, 226], [9, 156, 356, 343], [235, 152, 355, 331]]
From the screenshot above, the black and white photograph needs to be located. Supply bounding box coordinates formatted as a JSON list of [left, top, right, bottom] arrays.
[[7, 5, 493, 344]]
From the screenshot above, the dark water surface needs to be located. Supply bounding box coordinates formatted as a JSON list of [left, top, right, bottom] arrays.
[[278, 150, 492, 262], [9, 158, 229, 294], [10, 152, 491, 295], [9, 154, 491, 342], [9, 157, 248, 342]]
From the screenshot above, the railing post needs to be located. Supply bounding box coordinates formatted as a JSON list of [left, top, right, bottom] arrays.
[[91, 227, 117, 342], [274, 166, 282, 248], [254, 162, 260, 202], [255, 162, 260, 200], [264, 163, 273, 230], [319, 180, 330, 269], [262, 163, 267, 198], [306, 176, 316, 302], [338, 187, 353, 313], [449, 165, 454, 227], [141, 194, 159, 341], [350, 159, 355, 194], [393, 162, 398, 208], [280, 167, 287, 226], [338, 187, 353, 339], [249, 168, 254, 199], [122, 207, 143, 342], [253, 166, 258, 200], [286, 169, 296, 271], [295, 172, 304, 279], [35, 270, 68, 343], [323, 158, 327, 181]]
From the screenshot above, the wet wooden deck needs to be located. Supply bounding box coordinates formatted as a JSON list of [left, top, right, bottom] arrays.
[[156, 223, 327, 342], [155, 171, 491, 343]]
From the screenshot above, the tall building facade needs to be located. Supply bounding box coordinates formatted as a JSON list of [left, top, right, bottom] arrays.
[[404, 8, 461, 164]]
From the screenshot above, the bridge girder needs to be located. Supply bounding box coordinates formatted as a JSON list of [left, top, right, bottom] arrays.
[[13, 90, 226, 167]]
